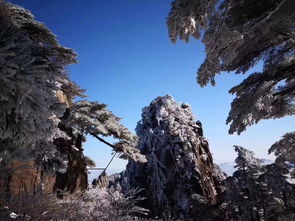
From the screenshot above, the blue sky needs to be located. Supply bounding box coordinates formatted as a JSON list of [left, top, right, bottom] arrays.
[[10, 0, 294, 172]]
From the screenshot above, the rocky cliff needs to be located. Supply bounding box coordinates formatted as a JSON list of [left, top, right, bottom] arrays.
[[0, 159, 55, 200], [125, 95, 224, 219]]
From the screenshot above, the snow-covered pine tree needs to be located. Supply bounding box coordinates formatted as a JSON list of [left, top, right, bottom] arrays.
[[0, 1, 78, 165], [33, 80, 86, 174], [258, 163, 295, 220], [224, 146, 264, 220], [0, 1, 145, 196], [224, 146, 295, 220], [167, 0, 295, 134], [63, 100, 146, 163], [54, 101, 146, 193], [263, 132, 295, 219], [269, 131, 295, 167]]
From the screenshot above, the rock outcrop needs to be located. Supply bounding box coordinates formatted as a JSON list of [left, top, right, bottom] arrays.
[[0, 160, 55, 200], [126, 95, 223, 219], [92, 171, 129, 193]]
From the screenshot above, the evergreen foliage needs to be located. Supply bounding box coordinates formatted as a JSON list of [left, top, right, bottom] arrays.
[[269, 131, 295, 166], [64, 101, 146, 162], [0, 1, 79, 164], [167, 0, 295, 134], [0, 0, 145, 181], [223, 146, 295, 220]]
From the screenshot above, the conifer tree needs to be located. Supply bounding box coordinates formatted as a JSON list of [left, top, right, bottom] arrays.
[[224, 146, 295, 220], [227, 146, 263, 220], [269, 131, 295, 167], [0, 0, 146, 178], [167, 0, 295, 134], [0, 1, 78, 164], [63, 100, 146, 162]]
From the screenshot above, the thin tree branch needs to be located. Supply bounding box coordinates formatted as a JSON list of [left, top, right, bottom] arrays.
[[273, 85, 295, 97], [90, 132, 116, 149], [89, 132, 118, 173]]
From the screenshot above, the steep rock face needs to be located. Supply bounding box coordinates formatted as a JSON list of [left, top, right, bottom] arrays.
[[126, 95, 222, 219], [9, 160, 55, 195], [0, 160, 55, 199]]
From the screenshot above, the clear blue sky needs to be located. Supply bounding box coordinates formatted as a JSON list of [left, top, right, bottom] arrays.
[[10, 0, 294, 172]]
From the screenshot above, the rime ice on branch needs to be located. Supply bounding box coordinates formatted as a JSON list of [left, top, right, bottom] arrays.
[[0, 1, 78, 163], [167, 0, 295, 134], [64, 101, 146, 163]]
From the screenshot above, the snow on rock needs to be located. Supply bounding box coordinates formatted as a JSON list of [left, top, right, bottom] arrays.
[[125, 95, 224, 219]]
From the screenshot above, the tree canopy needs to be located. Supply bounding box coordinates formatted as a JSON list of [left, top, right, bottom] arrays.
[[0, 1, 79, 161], [0, 1, 146, 168], [167, 0, 295, 134], [64, 101, 146, 163]]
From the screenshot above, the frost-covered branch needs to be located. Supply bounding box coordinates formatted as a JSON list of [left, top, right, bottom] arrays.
[[226, 58, 295, 134], [64, 101, 146, 163], [167, 0, 295, 134], [224, 145, 295, 220], [269, 131, 295, 165], [0, 1, 80, 164]]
